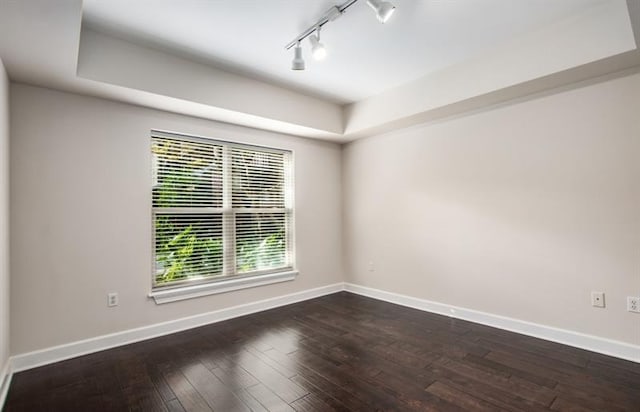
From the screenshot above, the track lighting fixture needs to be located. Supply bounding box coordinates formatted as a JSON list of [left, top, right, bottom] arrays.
[[285, 0, 396, 70], [366, 0, 396, 23], [309, 27, 327, 61], [291, 42, 305, 71]]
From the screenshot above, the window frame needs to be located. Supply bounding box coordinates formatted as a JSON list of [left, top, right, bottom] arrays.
[[148, 130, 297, 304]]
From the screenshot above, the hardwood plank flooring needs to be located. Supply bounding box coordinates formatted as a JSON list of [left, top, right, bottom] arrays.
[[4, 292, 639, 411]]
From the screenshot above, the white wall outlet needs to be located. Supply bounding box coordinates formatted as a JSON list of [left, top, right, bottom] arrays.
[[591, 291, 605, 308], [107, 292, 119, 307], [368, 261, 375, 272], [627, 296, 640, 313]]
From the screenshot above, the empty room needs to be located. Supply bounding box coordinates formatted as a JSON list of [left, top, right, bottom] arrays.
[[0, 0, 639, 411]]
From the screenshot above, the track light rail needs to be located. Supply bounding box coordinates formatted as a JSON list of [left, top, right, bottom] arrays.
[[284, 0, 359, 50]]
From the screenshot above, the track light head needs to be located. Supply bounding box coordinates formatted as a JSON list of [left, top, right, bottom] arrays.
[[325, 5, 343, 22], [309, 27, 327, 61], [291, 42, 305, 70], [366, 0, 396, 23]]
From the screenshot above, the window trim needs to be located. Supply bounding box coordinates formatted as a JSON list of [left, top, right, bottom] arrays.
[[149, 130, 296, 303], [148, 270, 299, 304]]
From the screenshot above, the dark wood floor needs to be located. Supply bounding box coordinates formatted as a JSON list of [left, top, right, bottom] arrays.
[[4, 292, 640, 411]]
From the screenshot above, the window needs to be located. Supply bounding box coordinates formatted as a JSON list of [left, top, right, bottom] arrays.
[[150, 131, 295, 303]]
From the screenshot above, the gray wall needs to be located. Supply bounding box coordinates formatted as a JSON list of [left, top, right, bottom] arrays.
[[7, 72, 640, 357], [343, 73, 640, 345], [9, 84, 343, 354], [0, 58, 10, 373]]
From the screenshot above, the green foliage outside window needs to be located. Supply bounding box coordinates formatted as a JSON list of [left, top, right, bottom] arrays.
[[152, 137, 290, 287]]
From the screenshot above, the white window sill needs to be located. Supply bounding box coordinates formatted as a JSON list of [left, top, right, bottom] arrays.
[[148, 270, 299, 304]]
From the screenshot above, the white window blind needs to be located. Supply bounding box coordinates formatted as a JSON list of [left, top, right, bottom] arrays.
[[151, 132, 294, 290]]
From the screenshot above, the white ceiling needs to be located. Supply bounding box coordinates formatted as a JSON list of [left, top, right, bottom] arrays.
[[1, 0, 637, 140], [82, 0, 607, 104]]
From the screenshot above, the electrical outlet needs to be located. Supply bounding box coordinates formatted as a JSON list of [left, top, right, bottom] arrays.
[[107, 292, 119, 307], [627, 296, 640, 313], [368, 261, 375, 272], [591, 291, 605, 308]]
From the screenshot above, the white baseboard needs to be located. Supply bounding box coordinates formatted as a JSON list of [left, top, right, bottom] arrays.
[[0, 359, 13, 410], [10, 282, 344, 373], [8, 281, 638, 376], [345, 283, 640, 363]]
